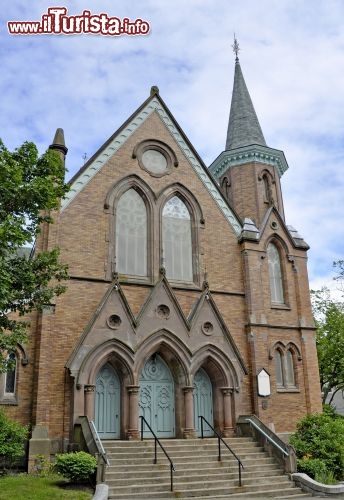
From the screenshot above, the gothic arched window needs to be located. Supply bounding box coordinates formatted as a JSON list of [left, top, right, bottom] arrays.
[[0, 352, 18, 403], [116, 188, 147, 276], [162, 196, 193, 282], [5, 353, 17, 395], [274, 347, 296, 390], [275, 349, 284, 386], [285, 350, 295, 386], [267, 243, 284, 304]]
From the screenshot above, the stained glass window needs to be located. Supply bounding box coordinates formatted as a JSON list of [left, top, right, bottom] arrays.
[[285, 350, 295, 386], [116, 189, 147, 276], [267, 243, 284, 303], [275, 348, 296, 389], [5, 353, 16, 394], [162, 196, 193, 281], [275, 350, 283, 386]]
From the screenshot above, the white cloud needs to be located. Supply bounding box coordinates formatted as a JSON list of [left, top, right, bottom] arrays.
[[1, 0, 344, 290]]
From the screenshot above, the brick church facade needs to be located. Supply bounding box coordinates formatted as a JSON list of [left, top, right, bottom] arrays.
[[2, 53, 322, 463]]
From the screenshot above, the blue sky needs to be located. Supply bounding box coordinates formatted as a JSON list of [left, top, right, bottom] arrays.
[[1, 1, 344, 293]]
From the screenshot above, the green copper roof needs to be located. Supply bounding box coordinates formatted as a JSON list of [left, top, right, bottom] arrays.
[[226, 58, 266, 150]]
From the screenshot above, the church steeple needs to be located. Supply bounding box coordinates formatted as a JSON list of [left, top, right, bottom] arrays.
[[209, 40, 289, 226], [225, 38, 266, 150]]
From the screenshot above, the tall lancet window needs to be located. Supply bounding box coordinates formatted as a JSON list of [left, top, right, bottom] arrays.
[[267, 243, 284, 303], [162, 196, 193, 282], [116, 188, 147, 276], [5, 353, 17, 395]]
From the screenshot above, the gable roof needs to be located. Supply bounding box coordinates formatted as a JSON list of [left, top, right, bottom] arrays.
[[61, 88, 242, 236]]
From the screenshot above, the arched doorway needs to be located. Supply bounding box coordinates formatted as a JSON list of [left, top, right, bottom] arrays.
[[139, 355, 175, 438], [193, 368, 214, 437], [94, 363, 121, 439]]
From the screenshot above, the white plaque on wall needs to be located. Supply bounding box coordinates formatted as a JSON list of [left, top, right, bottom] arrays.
[[257, 369, 271, 397]]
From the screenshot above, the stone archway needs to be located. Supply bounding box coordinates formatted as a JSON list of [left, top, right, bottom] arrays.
[[193, 367, 214, 437], [139, 354, 175, 438], [94, 363, 121, 439]]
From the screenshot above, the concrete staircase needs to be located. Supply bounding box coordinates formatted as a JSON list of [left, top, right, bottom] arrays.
[[104, 437, 308, 499]]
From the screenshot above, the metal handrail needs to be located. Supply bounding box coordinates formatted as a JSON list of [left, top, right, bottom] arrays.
[[199, 415, 244, 487], [139, 415, 175, 492], [90, 419, 110, 466], [244, 417, 289, 456]]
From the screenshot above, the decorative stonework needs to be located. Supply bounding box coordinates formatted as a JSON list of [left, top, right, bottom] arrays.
[[209, 144, 289, 180], [61, 97, 242, 236], [84, 384, 95, 393], [202, 321, 214, 336], [107, 314, 122, 329], [156, 304, 170, 319], [133, 138, 178, 177]]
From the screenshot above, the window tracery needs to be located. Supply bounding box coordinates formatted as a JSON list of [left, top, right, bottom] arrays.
[[274, 345, 298, 391], [267, 242, 284, 304], [162, 196, 193, 282], [116, 188, 147, 276]]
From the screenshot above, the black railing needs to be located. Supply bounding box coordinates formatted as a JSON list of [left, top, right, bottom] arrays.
[[139, 416, 175, 492], [199, 415, 244, 487], [237, 415, 296, 473]]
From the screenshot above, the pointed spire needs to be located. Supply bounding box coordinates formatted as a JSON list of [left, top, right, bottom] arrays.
[[225, 38, 266, 150], [49, 128, 68, 157]]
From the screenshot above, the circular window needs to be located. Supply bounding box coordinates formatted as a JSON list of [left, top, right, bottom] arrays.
[[141, 149, 168, 175], [156, 304, 170, 319], [133, 140, 178, 178], [202, 321, 214, 336], [107, 314, 122, 329]]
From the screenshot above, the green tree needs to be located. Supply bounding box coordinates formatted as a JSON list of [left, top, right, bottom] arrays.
[[311, 287, 344, 403], [0, 410, 28, 466], [0, 139, 69, 372], [290, 407, 344, 481]]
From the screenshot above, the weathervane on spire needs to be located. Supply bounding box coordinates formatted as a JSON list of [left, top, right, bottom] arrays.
[[232, 34, 240, 61]]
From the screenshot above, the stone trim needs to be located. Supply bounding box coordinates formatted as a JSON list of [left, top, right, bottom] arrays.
[[292, 473, 344, 496], [209, 145, 289, 180], [61, 97, 242, 235]]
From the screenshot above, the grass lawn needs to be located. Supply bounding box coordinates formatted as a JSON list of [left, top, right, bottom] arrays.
[[0, 474, 94, 499]]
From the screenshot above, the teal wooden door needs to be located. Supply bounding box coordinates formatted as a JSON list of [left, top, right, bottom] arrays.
[[139, 355, 175, 438], [95, 363, 120, 439], [193, 368, 214, 437]]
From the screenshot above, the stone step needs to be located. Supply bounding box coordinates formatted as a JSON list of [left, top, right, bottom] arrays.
[[106, 468, 285, 486], [104, 439, 256, 451], [104, 437, 255, 447], [109, 476, 292, 495], [171, 491, 310, 500], [106, 456, 278, 469], [108, 484, 304, 499], [106, 454, 269, 467], [104, 437, 302, 500], [106, 445, 262, 456], [105, 465, 282, 481]]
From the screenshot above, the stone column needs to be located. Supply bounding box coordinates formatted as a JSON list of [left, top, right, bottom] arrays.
[[183, 386, 196, 439], [84, 385, 95, 419], [127, 385, 140, 440], [221, 388, 234, 437]]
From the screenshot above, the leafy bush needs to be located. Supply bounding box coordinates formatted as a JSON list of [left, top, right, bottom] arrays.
[[32, 454, 53, 476], [290, 409, 344, 481], [54, 451, 97, 483], [0, 410, 28, 467], [297, 457, 327, 478]]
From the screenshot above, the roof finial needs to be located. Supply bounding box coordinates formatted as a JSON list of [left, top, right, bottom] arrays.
[[232, 34, 240, 62]]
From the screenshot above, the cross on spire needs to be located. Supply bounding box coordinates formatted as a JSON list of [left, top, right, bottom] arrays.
[[232, 35, 240, 61]]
